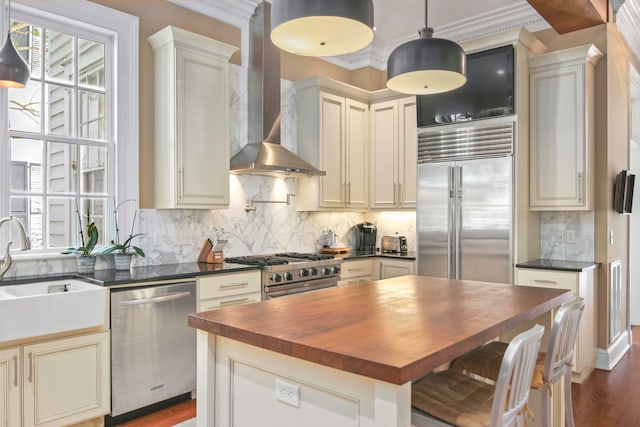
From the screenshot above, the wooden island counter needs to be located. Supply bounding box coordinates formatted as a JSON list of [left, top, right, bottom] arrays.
[[188, 275, 572, 427]]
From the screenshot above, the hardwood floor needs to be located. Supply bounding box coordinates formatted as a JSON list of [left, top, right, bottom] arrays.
[[115, 328, 640, 426]]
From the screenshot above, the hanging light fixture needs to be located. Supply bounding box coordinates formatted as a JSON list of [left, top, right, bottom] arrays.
[[386, 0, 466, 95], [0, 0, 30, 88], [271, 0, 375, 57]]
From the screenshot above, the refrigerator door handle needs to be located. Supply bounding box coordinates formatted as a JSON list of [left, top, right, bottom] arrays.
[[455, 166, 463, 279], [448, 166, 456, 279]]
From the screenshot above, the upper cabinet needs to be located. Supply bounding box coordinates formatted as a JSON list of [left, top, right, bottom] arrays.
[[529, 44, 602, 210], [148, 26, 238, 209], [296, 77, 370, 211], [370, 96, 417, 209]]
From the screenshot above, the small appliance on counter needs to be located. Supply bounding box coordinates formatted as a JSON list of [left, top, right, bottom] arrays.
[[381, 234, 408, 254], [355, 222, 377, 253]]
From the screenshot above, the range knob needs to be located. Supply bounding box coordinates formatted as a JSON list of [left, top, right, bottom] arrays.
[[310, 268, 318, 276], [332, 266, 341, 275], [284, 272, 293, 281], [300, 269, 310, 277], [272, 273, 282, 283], [322, 267, 331, 276]]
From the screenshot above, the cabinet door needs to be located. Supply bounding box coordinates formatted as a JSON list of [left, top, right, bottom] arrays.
[[530, 64, 586, 209], [22, 332, 110, 427], [345, 99, 369, 208], [379, 259, 415, 279], [399, 97, 417, 208], [0, 347, 20, 427], [319, 92, 347, 208], [176, 48, 229, 208], [370, 100, 399, 208]]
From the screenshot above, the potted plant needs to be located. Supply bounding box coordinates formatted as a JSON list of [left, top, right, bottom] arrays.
[[61, 220, 99, 274], [100, 199, 145, 270]]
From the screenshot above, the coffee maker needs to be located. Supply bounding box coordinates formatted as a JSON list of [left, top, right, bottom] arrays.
[[355, 222, 377, 253]]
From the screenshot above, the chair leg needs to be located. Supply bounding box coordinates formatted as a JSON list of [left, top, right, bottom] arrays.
[[564, 368, 575, 427], [541, 385, 552, 427]]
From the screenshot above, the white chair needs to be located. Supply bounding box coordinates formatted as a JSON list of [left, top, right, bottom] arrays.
[[411, 323, 545, 427], [450, 298, 585, 427]]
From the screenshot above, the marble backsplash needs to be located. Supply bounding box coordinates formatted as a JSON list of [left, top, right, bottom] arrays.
[[539, 211, 595, 262]]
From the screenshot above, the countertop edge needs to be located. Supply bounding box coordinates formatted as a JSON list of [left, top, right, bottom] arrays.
[[515, 259, 599, 272]]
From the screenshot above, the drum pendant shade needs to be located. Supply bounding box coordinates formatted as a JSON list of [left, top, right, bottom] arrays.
[[271, 0, 375, 57], [386, 1, 466, 95]]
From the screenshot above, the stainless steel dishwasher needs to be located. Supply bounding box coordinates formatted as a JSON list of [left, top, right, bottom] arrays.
[[110, 281, 196, 418]]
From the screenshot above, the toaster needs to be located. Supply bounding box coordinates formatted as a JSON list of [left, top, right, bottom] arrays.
[[381, 235, 408, 253]]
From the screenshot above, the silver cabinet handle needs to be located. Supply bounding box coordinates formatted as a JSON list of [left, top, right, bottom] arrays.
[[534, 279, 558, 284], [13, 355, 18, 387], [218, 297, 250, 306], [398, 182, 403, 206], [120, 291, 191, 306], [219, 282, 249, 290], [578, 172, 583, 203], [28, 352, 33, 383], [178, 168, 184, 201], [348, 268, 367, 272], [348, 182, 351, 205]]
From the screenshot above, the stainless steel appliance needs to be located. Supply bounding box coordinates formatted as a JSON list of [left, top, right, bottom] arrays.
[[355, 222, 377, 252], [382, 235, 408, 254], [417, 121, 514, 283], [225, 252, 341, 299], [109, 282, 196, 419]]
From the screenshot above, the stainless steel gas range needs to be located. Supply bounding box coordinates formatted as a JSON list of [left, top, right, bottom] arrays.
[[224, 252, 342, 299]]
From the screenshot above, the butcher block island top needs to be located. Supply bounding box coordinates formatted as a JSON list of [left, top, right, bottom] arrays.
[[188, 275, 572, 385]]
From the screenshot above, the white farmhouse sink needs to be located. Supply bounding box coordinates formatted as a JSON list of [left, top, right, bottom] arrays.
[[0, 279, 107, 342]]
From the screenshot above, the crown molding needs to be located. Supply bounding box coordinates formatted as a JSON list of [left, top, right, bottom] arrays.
[[168, 0, 259, 28]]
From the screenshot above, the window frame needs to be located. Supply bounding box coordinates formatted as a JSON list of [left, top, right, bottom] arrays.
[[0, 0, 139, 259]]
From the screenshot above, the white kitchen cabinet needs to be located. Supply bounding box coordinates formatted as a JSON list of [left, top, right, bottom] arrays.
[[378, 258, 415, 279], [515, 267, 596, 382], [148, 26, 238, 209], [296, 76, 370, 211], [529, 45, 602, 210], [197, 270, 262, 310], [1, 331, 110, 427], [370, 96, 417, 209], [338, 258, 374, 286], [0, 347, 20, 427]]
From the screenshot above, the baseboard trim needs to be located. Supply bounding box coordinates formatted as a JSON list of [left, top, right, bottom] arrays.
[[596, 329, 631, 371]]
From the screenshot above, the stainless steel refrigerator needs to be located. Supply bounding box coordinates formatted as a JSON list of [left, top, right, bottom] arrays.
[[417, 121, 514, 284]]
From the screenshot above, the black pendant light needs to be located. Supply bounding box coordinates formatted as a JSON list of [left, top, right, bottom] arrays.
[[0, 0, 30, 88], [386, 0, 466, 95], [271, 0, 375, 57]]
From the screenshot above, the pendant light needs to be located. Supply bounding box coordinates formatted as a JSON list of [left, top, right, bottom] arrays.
[[0, 0, 30, 88], [386, 0, 466, 95], [271, 0, 375, 57]]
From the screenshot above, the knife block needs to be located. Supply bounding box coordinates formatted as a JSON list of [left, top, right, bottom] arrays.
[[197, 239, 224, 264]]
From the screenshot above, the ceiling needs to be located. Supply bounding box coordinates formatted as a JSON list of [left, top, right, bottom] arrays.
[[170, 0, 551, 70]]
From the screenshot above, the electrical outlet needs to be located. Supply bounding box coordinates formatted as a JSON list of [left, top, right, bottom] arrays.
[[566, 230, 576, 244], [275, 379, 300, 408]]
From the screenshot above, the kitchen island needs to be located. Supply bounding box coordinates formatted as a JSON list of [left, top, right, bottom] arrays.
[[188, 275, 572, 427]]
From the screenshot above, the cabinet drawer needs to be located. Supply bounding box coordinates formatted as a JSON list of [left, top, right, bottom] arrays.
[[340, 259, 374, 280], [198, 271, 261, 300], [338, 276, 372, 287], [515, 268, 578, 293], [198, 292, 262, 311]]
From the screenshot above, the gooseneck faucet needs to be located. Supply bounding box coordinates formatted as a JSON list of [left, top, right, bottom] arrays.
[[0, 216, 31, 279]]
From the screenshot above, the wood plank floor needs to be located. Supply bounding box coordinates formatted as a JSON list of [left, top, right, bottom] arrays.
[[116, 328, 640, 426]]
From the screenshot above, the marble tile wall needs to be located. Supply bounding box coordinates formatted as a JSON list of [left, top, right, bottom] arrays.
[[539, 211, 595, 262]]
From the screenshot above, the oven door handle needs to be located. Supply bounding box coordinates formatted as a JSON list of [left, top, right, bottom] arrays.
[[119, 291, 192, 306]]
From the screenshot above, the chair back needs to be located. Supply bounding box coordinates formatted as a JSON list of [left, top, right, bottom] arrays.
[[544, 297, 585, 382], [490, 324, 545, 427]]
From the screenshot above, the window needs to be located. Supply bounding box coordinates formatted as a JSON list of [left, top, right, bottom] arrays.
[[1, 1, 138, 256]]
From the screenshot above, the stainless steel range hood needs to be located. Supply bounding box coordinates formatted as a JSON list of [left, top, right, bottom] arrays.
[[230, 2, 325, 177]]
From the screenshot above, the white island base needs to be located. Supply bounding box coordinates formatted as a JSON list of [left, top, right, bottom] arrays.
[[196, 330, 412, 427]]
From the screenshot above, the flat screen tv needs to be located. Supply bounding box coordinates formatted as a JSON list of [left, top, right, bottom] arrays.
[[614, 170, 635, 214], [417, 45, 515, 127]]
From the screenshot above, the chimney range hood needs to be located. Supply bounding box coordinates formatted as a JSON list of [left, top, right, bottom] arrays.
[[230, 2, 325, 177]]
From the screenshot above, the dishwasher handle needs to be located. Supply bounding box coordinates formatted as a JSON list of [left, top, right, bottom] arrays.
[[119, 291, 192, 306]]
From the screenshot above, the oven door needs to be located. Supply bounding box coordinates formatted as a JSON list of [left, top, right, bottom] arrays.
[[265, 276, 338, 299]]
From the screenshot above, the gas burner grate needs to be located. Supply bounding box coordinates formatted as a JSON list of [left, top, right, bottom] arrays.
[[275, 252, 334, 261], [225, 256, 289, 266]]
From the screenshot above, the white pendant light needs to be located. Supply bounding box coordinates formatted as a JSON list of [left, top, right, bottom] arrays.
[[271, 0, 375, 57], [0, 0, 30, 88], [386, 0, 466, 95]]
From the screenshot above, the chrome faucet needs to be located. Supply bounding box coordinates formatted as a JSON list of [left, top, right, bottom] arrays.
[[0, 216, 31, 279]]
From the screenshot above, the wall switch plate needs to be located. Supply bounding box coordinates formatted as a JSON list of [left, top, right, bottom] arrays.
[[566, 230, 576, 244], [275, 379, 300, 408]]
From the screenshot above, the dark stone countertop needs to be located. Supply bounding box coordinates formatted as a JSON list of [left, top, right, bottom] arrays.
[[515, 259, 598, 272]]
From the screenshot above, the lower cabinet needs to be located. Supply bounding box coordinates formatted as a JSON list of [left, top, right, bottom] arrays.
[[1, 331, 110, 427], [378, 259, 415, 279], [338, 259, 374, 286], [197, 270, 262, 310]]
